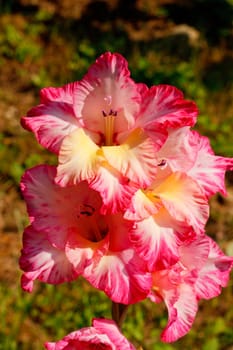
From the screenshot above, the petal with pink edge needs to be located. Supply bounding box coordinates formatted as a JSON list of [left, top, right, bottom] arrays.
[[92, 318, 136, 350], [102, 128, 159, 187], [56, 128, 99, 186], [156, 127, 198, 172], [20, 165, 103, 249], [45, 318, 136, 350], [21, 84, 80, 154], [136, 84, 198, 130], [19, 226, 78, 292], [154, 172, 209, 233], [83, 249, 151, 304], [188, 131, 233, 197], [73, 52, 141, 135], [39, 82, 76, 104], [90, 162, 137, 214], [130, 215, 180, 271], [161, 283, 198, 342], [195, 237, 233, 300], [124, 189, 161, 221], [179, 235, 210, 270]]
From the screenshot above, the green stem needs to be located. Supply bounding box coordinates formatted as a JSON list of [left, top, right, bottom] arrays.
[[111, 302, 129, 328]]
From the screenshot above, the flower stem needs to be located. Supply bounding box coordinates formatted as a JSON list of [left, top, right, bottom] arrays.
[[111, 302, 129, 328]]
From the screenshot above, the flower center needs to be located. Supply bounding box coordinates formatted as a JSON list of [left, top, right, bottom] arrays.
[[102, 109, 117, 146], [77, 204, 109, 242]]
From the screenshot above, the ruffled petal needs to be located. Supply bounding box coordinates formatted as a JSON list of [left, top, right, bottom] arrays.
[[73, 52, 141, 135], [136, 84, 198, 130], [156, 127, 198, 172], [84, 249, 151, 304], [161, 283, 198, 342], [195, 237, 233, 300], [130, 215, 180, 271], [154, 172, 209, 233], [56, 128, 99, 186], [90, 162, 137, 214], [45, 319, 137, 350], [20, 165, 102, 249], [39, 82, 76, 104], [179, 235, 210, 270], [93, 319, 136, 350], [19, 226, 78, 292], [102, 128, 159, 188], [124, 189, 161, 221], [21, 83, 80, 154], [188, 131, 233, 197]]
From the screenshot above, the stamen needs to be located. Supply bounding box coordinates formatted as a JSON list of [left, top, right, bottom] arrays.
[[102, 109, 117, 146], [157, 159, 167, 167], [76, 204, 107, 242], [77, 204, 95, 218]]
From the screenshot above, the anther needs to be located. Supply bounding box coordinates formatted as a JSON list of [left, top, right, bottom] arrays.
[[157, 159, 167, 167]]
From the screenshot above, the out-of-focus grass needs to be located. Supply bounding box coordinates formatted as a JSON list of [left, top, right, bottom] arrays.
[[1, 273, 232, 350]]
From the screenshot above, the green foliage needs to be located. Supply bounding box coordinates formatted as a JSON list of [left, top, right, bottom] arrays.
[[0, 23, 42, 62]]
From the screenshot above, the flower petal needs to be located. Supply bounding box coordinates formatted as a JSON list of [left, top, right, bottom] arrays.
[[45, 318, 136, 350], [56, 128, 99, 186], [130, 215, 180, 271], [188, 131, 233, 197], [102, 128, 160, 187], [179, 235, 210, 270], [21, 83, 80, 154], [161, 283, 198, 342], [154, 172, 209, 233], [195, 237, 233, 300], [39, 83, 76, 104], [92, 318, 136, 350], [137, 84, 198, 129], [124, 189, 161, 221], [19, 226, 78, 292], [156, 126, 198, 172], [73, 52, 141, 135], [90, 162, 137, 214], [21, 165, 102, 249], [84, 249, 151, 304]]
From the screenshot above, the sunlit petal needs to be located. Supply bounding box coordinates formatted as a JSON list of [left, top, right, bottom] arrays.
[[154, 172, 209, 233], [102, 128, 159, 187], [90, 162, 137, 214], [189, 131, 233, 197], [136, 84, 198, 129], [130, 216, 180, 271], [56, 128, 99, 186], [84, 249, 151, 304]]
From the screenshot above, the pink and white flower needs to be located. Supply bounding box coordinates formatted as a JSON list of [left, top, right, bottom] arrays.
[[155, 126, 233, 198], [149, 236, 233, 342], [19, 165, 151, 304], [45, 318, 136, 350], [21, 52, 198, 214], [125, 170, 209, 271]]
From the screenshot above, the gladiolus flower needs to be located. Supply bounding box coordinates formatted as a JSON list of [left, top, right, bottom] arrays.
[[125, 170, 209, 270], [45, 318, 136, 350], [155, 126, 233, 198], [149, 236, 233, 342], [19, 165, 151, 304], [21, 52, 198, 214]]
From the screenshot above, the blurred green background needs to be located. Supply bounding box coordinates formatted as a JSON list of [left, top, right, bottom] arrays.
[[0, 0, 233, 349]]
